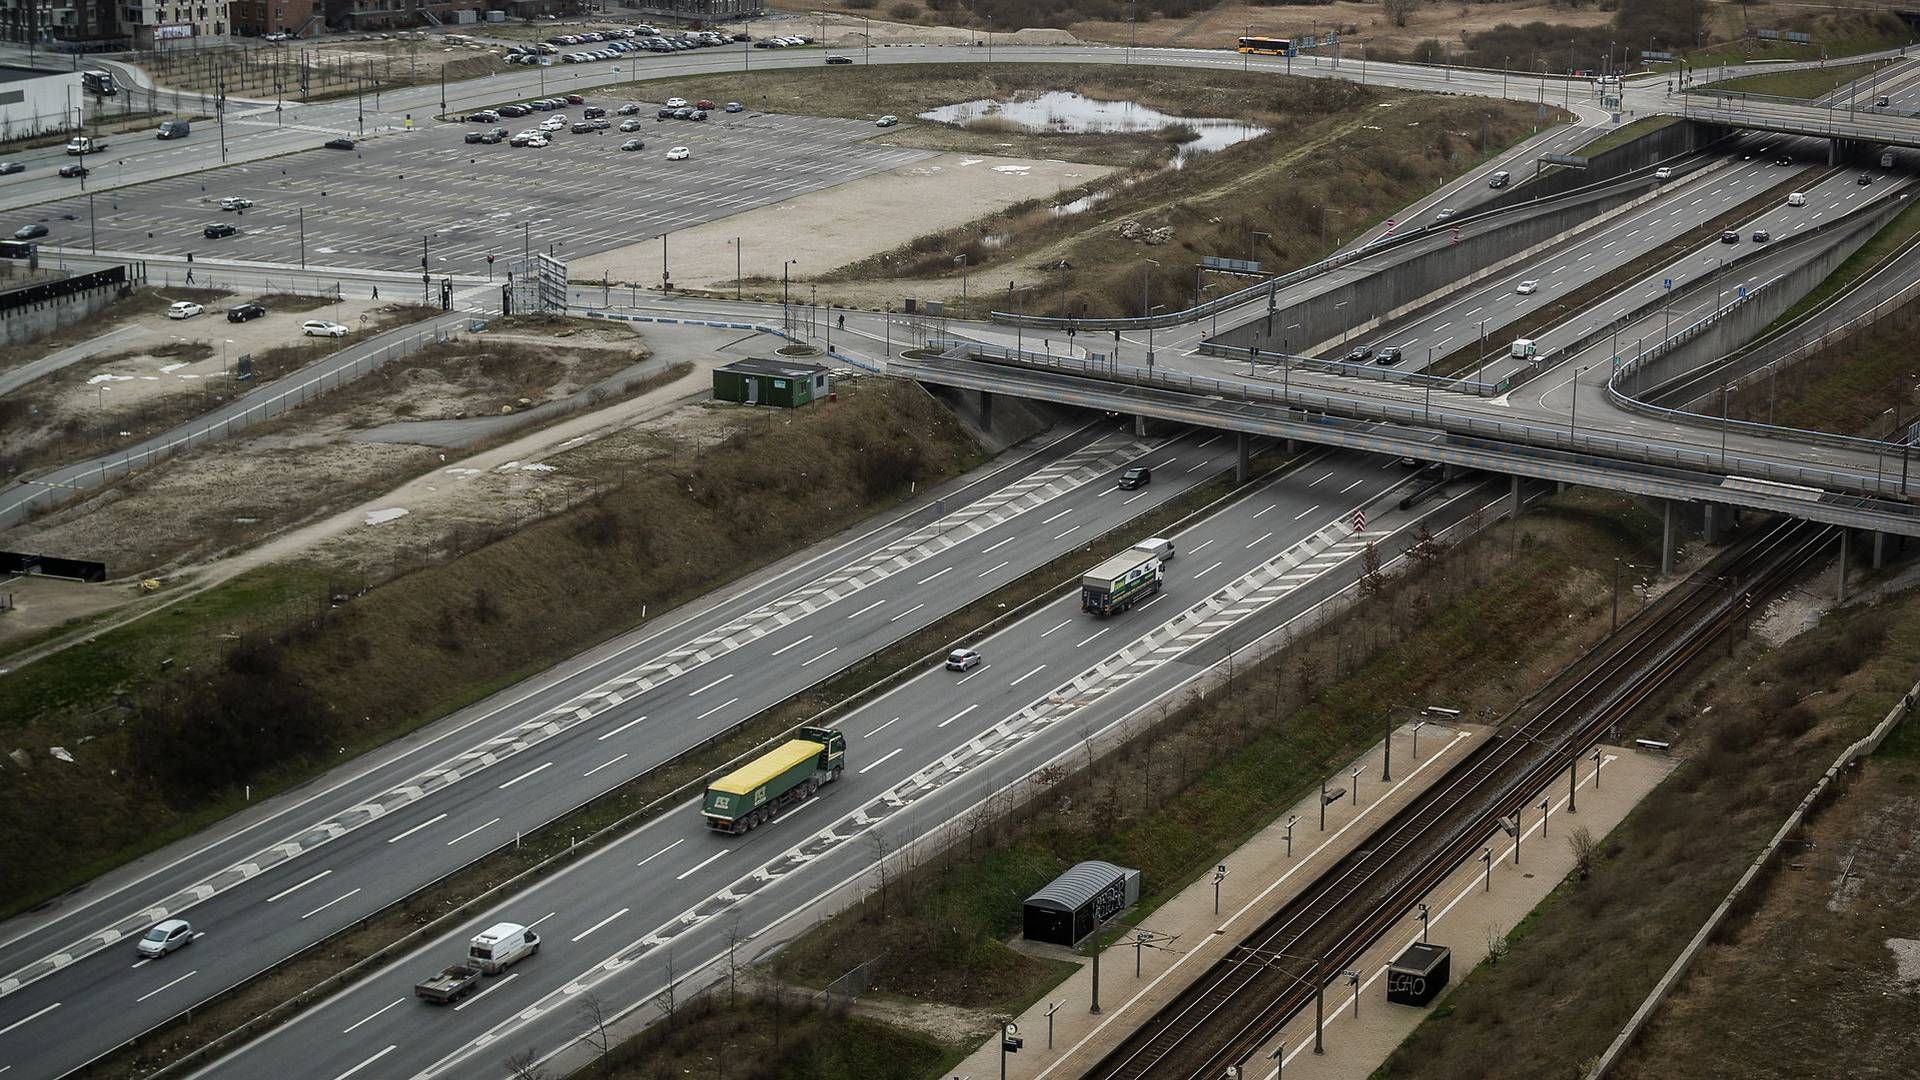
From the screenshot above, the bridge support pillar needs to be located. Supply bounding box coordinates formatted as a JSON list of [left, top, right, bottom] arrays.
[[1236, 432, 1251, 484], [1704, 503, 1722, 544], [1874, 531, 1886, 570], [1839, 530, 1852, 603], [1661, 500, 1675, 577], [1830, 138, 1839, 165], [979, 390, 993, 431], [1286, 438, 1300, 455], [1134, 413, 1147, 437], [1510, 474, 1523, 517]]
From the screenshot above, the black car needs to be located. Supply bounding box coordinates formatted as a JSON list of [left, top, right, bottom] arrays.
[[325, 137, 355, 150], [227, 302, 266, 322], [500, 104, 530, 117], [204, 223, 238, 238], [466, 110, 499, 123], [1752, 230, 1771, 243], [617, 103, 640, 115], [620, 138, 645, 151], [583, 105, 606, 119], [1374, 346, 1404, 365], [673, 107, 693, 119], [487, 127, 508, 142], [0, 161, 23, 175], [1720, 230, 1740, 244], [825, 54, 853, 64], [58, 163, 88, 178], [658, 106, 676, 118], [1858, 171, 1873, 185], [1118, 466, 1152, 490], [464, 130, 487, 143], [13, 223, 47, 239], [688, 110, 707, 121], [571, 121, 595, 133], [1344, 345, 1374, 364]]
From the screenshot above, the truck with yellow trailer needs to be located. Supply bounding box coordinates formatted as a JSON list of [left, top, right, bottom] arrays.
[[701, 726, 846, 834]]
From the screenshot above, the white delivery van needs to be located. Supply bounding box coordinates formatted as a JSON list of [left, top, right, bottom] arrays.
[[468, 922, 540, 974], [1787, 192, 1807, 207], [1134, 537, 1177, 562], [1510, 338, 1537, 359]]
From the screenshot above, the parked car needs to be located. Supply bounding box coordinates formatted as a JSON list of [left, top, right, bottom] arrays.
[[58, 163, 88, 178], [227, 302, 266, 322], [13, 223, 47, 239], [464, 130, 487, 143], [525, 134, 551, 148], [302, 319, 349, 337], [657, 107, 676, 119], [219, 196, 252, 211], [945, 648, 982, 672], [673, 107, 693, 119], [724, 101, 743, 113], [694, 99, 715, 110], [136, 919, 194, 959], [1118, 466, 1152, 490], [203, 222, 238, 238], [621, 138, 645, 151], [876, 114, 897, 127], [466, 109, 499, 123], [825, 54, 853, 64], [583, 105, 606, 118], [325, 137, 355, 150], [665, 146, 691, 160], [565, 93, 584, 104], [665, 96, 688, 108], [485, 127, 508, 142], [1515, 279, 1539, 295], [591, 117, 610, 129], [167, 301, 204, 320], [688, 110, 706, 121], [617, 102, 640, 115], [571, 121, 595, 133], [618, 118, 643, 131]]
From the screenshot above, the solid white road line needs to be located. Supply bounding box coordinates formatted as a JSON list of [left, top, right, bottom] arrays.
[[342, 997, 404, 1035], [769, 635, 812, 656], [446, 818, 500, 846], [583, 753, 629, 778], [497, 761, 554, 789], [863, 717, 899, 738], [385, 814, 448, 844], [331, 1044, 397, 1080], [694, 696, 738, 721], [888, 602, 925, 623], [636, 838, 684, 868], [859, 748, 904, 775], [299, 888, 361, 921], [939, 704, 980, 729], [264, 869, 333, 903], [453, 972, 518, 1013], [134, 969, 196, 1003], [0, 1001, 57, 1036], [597, 714, 647, 741], [675, 849, 728, 881], [570, 907, 630, 943]]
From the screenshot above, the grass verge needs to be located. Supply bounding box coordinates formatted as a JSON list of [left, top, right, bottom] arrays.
[[587, 992, 959, 1080], [1728, 287, 1920, 437], [65, 431, 1303, 1080], [1715, 57, 1894, 99], [770, 490, 1663, 1014], [1, 379, 984, 921], [1376, 560, 1920, 1078], [1572, 115, 1678, 158]]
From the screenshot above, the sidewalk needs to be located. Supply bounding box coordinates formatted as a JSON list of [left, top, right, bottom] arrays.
[[946, 720, 1491, 1080], [1244, 744, 1674, 1080]]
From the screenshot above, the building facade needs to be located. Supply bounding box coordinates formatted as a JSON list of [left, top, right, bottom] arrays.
[[323, 0, 488, 30], [122, 0, 230, 47], [0, 65, 83, 140], [0, 0, 118, 45], [230, 0, 314, 36]]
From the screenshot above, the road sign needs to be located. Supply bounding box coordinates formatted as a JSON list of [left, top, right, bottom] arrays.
[[1201, 255, 1263, 274], [1540, 152, 1590, 169], [1663, 277, 1673, 290], [1737, 284, 1748, 299], [1353, 508, 1367, 533]]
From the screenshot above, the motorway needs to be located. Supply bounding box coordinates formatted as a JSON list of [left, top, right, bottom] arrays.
[[181, 451, 1490, 1080], [0, 419, 1246, 1079], [5, 30, 1919, 1078]]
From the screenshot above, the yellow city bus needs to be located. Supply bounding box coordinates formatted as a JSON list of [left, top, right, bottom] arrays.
[[1236, 36, 1291, 55]]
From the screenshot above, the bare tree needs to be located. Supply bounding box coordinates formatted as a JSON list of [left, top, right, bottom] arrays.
[[576, 994, 612, 1058], [866, 829, 893, 915], [1484, 925, 1510, 966], [1359, 541, 1386, 599], [504, 1049, 546, 1080], [1568, 825, 1598, 881], [725, 917, 744, 1007], [1383, 0, 1419, 27], [655, 950, 678, 1029]]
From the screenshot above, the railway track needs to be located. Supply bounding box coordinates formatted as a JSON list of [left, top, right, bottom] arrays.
[[1088, 518, 1836, 1080]]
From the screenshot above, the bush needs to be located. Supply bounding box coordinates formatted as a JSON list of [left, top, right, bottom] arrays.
[[129, 636, 334, 798], [890, 1, 918, 18]]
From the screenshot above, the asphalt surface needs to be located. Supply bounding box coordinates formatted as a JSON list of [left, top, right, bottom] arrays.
[[0, 421, 1239, 1080], [180, 451, 1494, 1080]]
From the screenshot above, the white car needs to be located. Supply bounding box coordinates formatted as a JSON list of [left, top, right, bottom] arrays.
[[945, 648, 981, 672], [526, 135, 551, 148], [665, 145, 690, 160], [664, 96, 688, 108], [166, 301, 203, 320], [1515, 280, 1539, 295], [218, 196, 253, 211], [302, 319, 349, 338], [540, 116, 566, 130], [1653, 167, 1674, 180]]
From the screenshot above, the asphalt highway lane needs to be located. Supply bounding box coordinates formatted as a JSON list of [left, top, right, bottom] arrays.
[[186, 450, 1489, 1080]]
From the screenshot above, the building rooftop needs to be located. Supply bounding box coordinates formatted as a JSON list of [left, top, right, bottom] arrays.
[[719, 356, 829, 379], [0, 66, 71, 85]]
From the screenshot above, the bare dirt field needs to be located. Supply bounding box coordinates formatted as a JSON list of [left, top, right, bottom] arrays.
[[5, 317, 674, 579], [571, 151, 1115, 293]]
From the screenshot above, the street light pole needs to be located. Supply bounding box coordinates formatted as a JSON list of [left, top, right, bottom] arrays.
[[733, 236, 741, 300]]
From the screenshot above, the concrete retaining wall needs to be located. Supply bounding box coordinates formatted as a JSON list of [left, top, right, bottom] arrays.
[[1212, 187, 1643, 356], [0, 274, 126, 348], [1484, 118, 1714, 212]]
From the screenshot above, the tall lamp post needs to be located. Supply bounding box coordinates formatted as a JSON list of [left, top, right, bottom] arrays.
[[955, 253, 969, 316], [729, 236, 742, 300], [782, 258, 797, 332]]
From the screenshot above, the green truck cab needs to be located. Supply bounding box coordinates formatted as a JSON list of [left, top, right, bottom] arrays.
[[1081, 549, 1163, 617], [702, 726, 845, 834]]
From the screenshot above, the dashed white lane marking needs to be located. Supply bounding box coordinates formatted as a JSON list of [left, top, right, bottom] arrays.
[[332, 1044, 397, 1079], [597, 715, 646, 741], [134, 969, 196, 1003], [583, 754, 629, 778], [342, 997, 404, 1035], [864, 717, 899, 738], [452, 973, 518, 1013], [0, 1001, 58, 1036], [570, 908, 629, 943], [445, 818, 500, 846], [497, 762, 553, 790], [264, 869, 333, 903], [675, 849, 728, 881], [385, 814, 447, 845], [636, 838, 684, 868], [299, 889, 361, 921]]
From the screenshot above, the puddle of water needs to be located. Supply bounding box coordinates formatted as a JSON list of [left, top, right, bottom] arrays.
[[918, 91, 1266, 161]]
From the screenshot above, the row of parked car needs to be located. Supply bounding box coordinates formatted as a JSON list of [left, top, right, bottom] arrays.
[[501, 27, 750, 66]]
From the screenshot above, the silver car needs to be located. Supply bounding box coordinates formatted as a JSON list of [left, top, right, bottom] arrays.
[[137, 919, 193, 958]]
